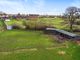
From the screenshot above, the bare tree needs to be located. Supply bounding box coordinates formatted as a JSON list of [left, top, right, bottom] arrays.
[[64, 7, 80, 31]]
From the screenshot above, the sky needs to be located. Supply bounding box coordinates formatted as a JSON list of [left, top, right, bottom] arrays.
[[0, 0, 80, 15]]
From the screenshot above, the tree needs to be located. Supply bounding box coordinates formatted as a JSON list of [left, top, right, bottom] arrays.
[[64, 7, 80, 31]]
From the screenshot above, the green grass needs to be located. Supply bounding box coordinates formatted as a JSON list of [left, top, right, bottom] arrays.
[[0, 18, 80, 60], [39, 18, 66, 29], [0, 30, 80, 60], [5, 18, 65, 29], [5, 20, 24, 26], [0, 30, 53, 51], [0, 49, 72, 60], [51, 18, 66, 29]]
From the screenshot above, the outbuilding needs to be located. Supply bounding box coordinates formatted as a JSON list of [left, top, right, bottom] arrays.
[[44, 28, 80, 40]]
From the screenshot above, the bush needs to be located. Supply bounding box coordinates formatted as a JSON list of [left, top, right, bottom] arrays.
[[23, 19, 54, 30], [0, 20, 6, 31], [12, 20, 26, 30], [23, 20, 36, 29], [12, 24, 26, 30], [76, 21, 80, 25], [35, 20, 49, 30], [5, 19, 54, 30]]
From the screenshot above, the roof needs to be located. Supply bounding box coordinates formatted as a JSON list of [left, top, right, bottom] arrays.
[[46, 28, 79, 37]]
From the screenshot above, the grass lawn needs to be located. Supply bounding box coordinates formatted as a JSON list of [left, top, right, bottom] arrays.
[[0, 30, 53, 50], [0, 30, 80, 60], [0, 18, 80, 60], [39, 18, 66, 29]]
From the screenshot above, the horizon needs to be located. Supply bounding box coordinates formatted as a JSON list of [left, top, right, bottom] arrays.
[[0, 0, 80, 15]]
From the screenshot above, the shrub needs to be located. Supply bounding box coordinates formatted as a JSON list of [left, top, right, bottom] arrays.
[[35, 20, 47, 30], [5, 19, 54, 30], [12, 20, 26, 30], [0, 20, 6, 31], [76, 21, 80, 25], [23, 19, 54, 30], [12, 24, 26, 30], [24, 20, 36, 29]]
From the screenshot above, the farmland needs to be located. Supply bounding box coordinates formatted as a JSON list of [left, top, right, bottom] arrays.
[[0, 30, 80, 60], [0, 17, 80, 60], [0, 0, 80, 59]]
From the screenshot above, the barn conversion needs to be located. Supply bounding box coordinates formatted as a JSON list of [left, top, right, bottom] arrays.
[[44, 28, 80, 40]]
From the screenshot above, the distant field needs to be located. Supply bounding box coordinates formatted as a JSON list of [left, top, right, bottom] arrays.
[[0, 30, 80, 60], [5, 18, 65, 29], [39, 18, 66, 29]]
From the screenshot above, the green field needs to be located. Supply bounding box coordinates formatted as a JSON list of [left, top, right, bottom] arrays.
[[5, 18, 65, 29], [0, 30, 80, 60], [0, 18, 80, 60], [0, 30, 53, 50], [38, 18, 66, 29]]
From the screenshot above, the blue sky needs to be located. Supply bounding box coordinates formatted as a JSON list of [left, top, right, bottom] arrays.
[[0, 0, 80, 15]]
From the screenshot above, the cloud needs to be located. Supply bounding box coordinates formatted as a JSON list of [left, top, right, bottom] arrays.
[[0, 0, 62, 15], [0, 0, 27, 14], [33, 0, 45, 14], [0, 0, 23, 1], [33, 0, 45, 8], [0, 0, 46, 14]]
